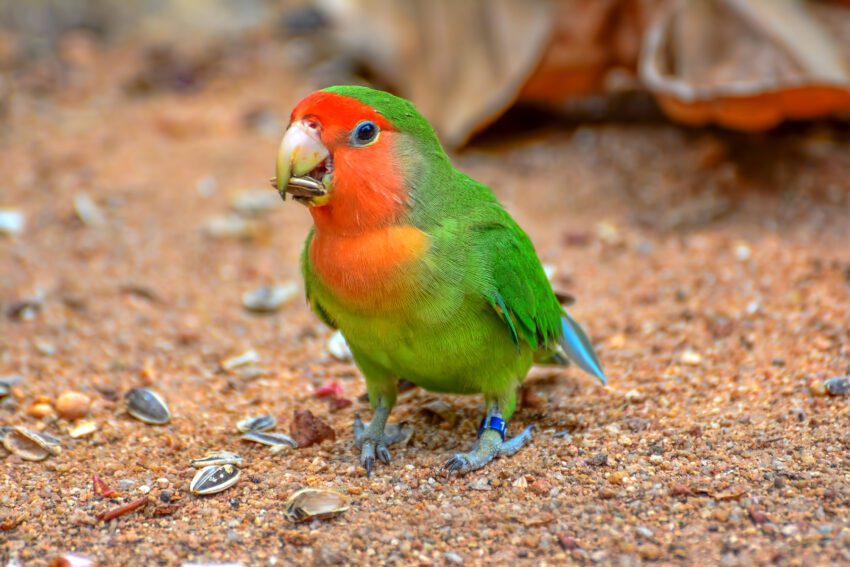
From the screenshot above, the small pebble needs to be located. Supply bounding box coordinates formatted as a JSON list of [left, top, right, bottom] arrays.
[[0, 209, 25, 236], [242, 282, 297, 313], [55, 390, 92, 421], [230, 188, 281, 216], [117, 479, 136, 491], [74, 194, 107, 228], [680, 349, 703, 365], [636, 526, 654, 539], [222, 350, 260, 371], [468, 477, 491, 491], [733, 241, 752, 261], [27, 402, 55, 419], [444, 552, 463, 565], [139, 485, 151, 495], [156, 478, 169, 489]]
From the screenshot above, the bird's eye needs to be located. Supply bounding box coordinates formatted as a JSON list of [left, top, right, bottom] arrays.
[[351, 121, 379, 146]]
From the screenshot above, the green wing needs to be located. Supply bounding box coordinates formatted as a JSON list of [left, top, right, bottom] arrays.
[[301, 229, 337, 329], [471, 202, 563, 352]]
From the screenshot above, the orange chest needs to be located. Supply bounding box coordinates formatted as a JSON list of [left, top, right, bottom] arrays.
[[309, 225, 430, 308]]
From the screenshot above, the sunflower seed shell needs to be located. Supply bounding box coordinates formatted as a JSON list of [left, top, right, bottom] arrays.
[[125, 388, 171, 424], [190, 465, 241, 495]]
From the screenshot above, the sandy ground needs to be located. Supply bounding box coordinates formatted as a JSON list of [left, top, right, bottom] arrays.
[[2, 37, 850, 566]]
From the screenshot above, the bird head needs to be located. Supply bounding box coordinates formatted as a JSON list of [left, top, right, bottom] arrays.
[[274, 86, 448, 232]]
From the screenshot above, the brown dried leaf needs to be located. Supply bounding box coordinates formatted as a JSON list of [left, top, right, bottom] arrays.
[[290, 410, 335, 448]]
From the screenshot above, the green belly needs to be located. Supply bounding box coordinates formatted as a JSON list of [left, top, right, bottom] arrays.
[[331, 294, 533, 396]]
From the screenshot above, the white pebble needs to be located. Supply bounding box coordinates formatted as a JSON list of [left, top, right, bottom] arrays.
[[0, 209, 25, 237], [327, 331, 352, 362]]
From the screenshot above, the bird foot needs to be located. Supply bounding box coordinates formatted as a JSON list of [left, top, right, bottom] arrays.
[[353, 413, 412, 475], [443, 425, 533, 476]]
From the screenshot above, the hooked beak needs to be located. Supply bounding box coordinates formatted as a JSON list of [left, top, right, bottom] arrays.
[[274, 120, 332, 206]]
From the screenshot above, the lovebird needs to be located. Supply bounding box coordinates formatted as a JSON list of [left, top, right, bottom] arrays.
[[274, 86, 607, 475]]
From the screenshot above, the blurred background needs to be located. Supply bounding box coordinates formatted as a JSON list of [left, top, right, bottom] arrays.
[[2, 0, 850, 146]]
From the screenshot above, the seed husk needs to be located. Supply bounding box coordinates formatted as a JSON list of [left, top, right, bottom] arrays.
[[284, 488, 349, 523], [221, 350, 259, 371], [190, 451, 244, 468], [68, 420, 98, 438], [236, 414, 277, 433], [824, 375, 850, 396], [190, 464, 241, 495], [3, 427, 62, 461], [125, 388, 171, 424], [241, 430, 297, 448], [285, 176, 327, 198]]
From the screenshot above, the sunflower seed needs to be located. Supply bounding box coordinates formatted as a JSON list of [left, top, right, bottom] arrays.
[[190, 451, 244, 468], [241, 431, 297, 448], [125, 388, 171, 424], [190, 464, 241, 495], [284, 488, 349, 523], [236, 414, 277, 433], [824, 375, 850, 396], [3, 427, 62, 461]]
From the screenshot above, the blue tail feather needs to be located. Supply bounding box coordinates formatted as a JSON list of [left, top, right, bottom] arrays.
[[559, 313, 607, 385]]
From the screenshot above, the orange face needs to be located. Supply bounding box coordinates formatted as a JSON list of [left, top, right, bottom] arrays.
[[276, 91, 407, 234]]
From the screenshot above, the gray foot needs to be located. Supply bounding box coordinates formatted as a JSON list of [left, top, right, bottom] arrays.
[[353, 413, 411, 475], [444, 425, 533, 475]]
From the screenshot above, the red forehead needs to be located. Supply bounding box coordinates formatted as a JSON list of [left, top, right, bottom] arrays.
[[290, 91, 392, 132]]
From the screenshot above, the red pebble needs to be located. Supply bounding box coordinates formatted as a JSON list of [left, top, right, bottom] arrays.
[[314, 382, 344, 398]]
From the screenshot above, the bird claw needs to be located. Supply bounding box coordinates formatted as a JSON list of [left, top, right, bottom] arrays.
[[443, 455, 471, 475], [353, 414, 408, 475], [442, 425, 533, 476]]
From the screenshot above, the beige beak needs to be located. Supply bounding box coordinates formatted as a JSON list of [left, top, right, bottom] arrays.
[[275, 120, 330, 203]]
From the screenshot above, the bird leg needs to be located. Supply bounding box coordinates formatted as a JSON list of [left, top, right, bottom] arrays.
[[353, 395, 408, 475], [444, 401, 533, 475]]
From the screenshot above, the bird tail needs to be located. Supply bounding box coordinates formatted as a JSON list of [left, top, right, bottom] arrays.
[[558, 312, 607, 385]]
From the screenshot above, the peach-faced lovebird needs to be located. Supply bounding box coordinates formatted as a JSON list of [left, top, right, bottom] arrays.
[[275, 86, 606, 475]]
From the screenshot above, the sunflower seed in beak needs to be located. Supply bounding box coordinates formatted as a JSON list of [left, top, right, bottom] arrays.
[[286, 176, 327, 198]]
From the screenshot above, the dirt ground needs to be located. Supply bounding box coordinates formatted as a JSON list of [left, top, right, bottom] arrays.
[[2, 36, 850, 567]]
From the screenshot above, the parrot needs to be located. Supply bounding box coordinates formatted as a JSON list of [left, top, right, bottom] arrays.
[[274, 86, 607, 475]]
